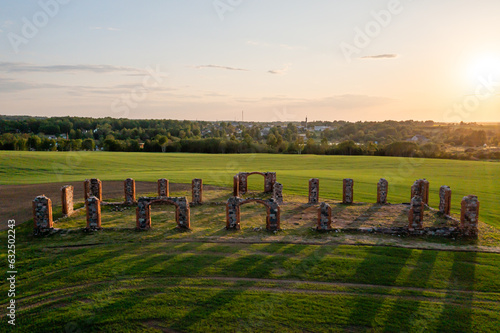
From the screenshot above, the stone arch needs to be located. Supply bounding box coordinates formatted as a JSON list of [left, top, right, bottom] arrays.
[[226, 197, 280, 231], [136, 196, 190, 230], [235, 172, 277, 195]]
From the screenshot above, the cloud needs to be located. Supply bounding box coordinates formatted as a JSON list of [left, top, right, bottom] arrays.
[[0, 62, 143, 74], [268, 63, 291, 75], [90, 26, 120, 31], [194, 65, 249, 72], [360, 54, 399, 59]]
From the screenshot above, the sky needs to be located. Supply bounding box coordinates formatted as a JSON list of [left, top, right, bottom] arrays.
[[1, 0, 500, 122]]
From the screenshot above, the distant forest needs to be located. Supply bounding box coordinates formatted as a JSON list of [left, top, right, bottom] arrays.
[[1, 115, 500, 160]]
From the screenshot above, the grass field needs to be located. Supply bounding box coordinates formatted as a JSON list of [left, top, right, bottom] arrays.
[[1, 151, 499, 228], [1, 151, 499, 332]]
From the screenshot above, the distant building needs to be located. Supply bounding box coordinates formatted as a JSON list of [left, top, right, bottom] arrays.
[[407, 135, 430, 143], [314, 126, 330, 132]]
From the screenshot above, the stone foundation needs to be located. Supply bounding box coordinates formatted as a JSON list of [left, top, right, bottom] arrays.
[[192, 178, 203, 205], [317, 202, 332, 230], [408, 195, 424, 230], [86, 196, 101, 230], [124, 178, 136, 204], [136, 196, 190, 230], [308, 178, 319, 204], [158, 179, 169, 197], [61, 185, 74, 216], [343, 179, 354, 204], [226, 197, 280, 231], [236, 172, 276, 194], [439, 185, 452, 215], [273, 182, 283, 205], [84, 178, 102, 201], [460, 195, 479, 236], [32, 195, 53, 233], [377, 178, 389, 204]]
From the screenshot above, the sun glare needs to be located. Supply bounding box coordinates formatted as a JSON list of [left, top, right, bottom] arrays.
[[469, 54, 500, 79]]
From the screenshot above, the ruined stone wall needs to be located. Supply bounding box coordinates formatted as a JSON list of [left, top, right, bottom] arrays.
[[308, 178, 319, 204], [343, 179, 354, 204], [411, 179, 429, 205], [124, 178, 136, 204], [225, 197, 280, 231], [136, 196, 190, 230], [61, 185, 74, 216], [273, 182, 283, 205], [86, 196, 101, 230], [377, 178, 388, 204], [158, 179, 169, 197], [192, 179, 203, 205], [84, 178, 102, 200], [237, 172, 277, 194], [32, 195, 53, 232], [408, 195, 424, 230], [439, 186, 452, 215], [317, 202, 332, 231], [460, 195, 479, 236]]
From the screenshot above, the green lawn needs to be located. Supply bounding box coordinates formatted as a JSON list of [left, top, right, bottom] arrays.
[[1, 151, 499, 228]]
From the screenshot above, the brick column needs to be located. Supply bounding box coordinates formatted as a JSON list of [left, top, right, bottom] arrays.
[[226, 197, 241, 230], [33, 195, 53, 233], [343, 179, 354, 204], [233, 175, 240, 197], [377, 178, 388, 204], [408, 195, 424, 230], [84, 178, 102, 201], [422, 179, 430, 205], [317, 202, 332, 231], [460, 195, 480, 236], [273, 182, 283, 205], [61, 185, 74, 216], [158, 179, 169, 197], [439, 186, 452, 215], [308, 178, 319, 204], [86, 196, 101, 230], [192, 178, 203, 205], [124, 178, 136, 204]]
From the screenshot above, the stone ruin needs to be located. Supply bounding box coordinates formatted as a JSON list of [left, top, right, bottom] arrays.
[[460, 195, 479, 236], [273, 182, 283, 205], [439, 185, 452, 215], [317, 202, 332, 231], [32, 195, 53, 233], [377, 178, 389, 204], [234, 172, 277, 195], [136, 196, 190, 230], [86, 196, 101, 230], [124, 178, 136, 204], [226, 197, 280, 231], [408, 195, 424, 230], [411, 179, 429, 205], [343, 178, 354, 204], [158, 178, 169, 197], [233, 175, 239, 196], [308, 178, 319, 204], [84, 178, 102, 201], [192, 178, 203, 205], [61, 185, 74, 216]]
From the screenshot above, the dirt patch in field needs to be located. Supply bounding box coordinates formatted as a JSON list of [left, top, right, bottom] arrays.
[[0, 181, 204, 230]]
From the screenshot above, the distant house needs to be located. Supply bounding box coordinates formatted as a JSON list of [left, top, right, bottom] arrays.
[[314, 126, 330, 132], [260, 127, 271, 136], [407, 135, 430, 143]]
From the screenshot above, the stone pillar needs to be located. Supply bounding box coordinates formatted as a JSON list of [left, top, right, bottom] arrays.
[[422, 179, 430, 205], [136, 198, 151, 229], [84, 178, 102, 201], [86, 196, 101, 230], [460, 195, 480, 236], [317, 202, 332, 231], [233, 175, 240, 197], [308, 178, 319, 204], [158, 179, 169, 197], [408, 195, 424, 230], [439, 186, 452, 215], [226, 197, 241, 230], [238, 173, 248, 194], [175, 197, 191, 229], [273, 182, 283, 205], [264, 172, 277, 193], [124, 178, 136, 204], [343, 179, 354, 204], [266, 198, 281, 231], [377, 178, 389, 204], [61, 185, 74, 216], [32, 195, 53, 232], [411, 179, 429, 205], [192, 178, 203, 205]]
